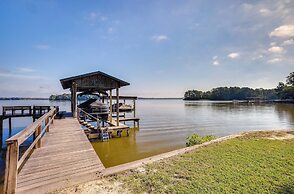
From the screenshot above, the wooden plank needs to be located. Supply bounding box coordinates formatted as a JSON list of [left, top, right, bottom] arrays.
[[119, 117, 140, 122], [15, 118, 104, 194]]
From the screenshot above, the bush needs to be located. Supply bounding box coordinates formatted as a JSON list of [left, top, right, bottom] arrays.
[[186, 134, 215, 146]]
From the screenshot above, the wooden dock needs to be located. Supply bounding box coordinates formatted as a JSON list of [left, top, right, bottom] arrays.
[[16, 118, 104, 194], [4, 109, 105, 194]]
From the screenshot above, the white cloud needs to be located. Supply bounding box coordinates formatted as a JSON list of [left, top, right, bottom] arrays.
[[267, 58, 282, 64], [34, 44, 49, 50], [0, 72, 41, 79], [282, 39, 294, 46], [269, 25, 294, 38], [268, 46, 284, 53], [151, 35, 168, 43], [227, 52, 240, 59], [259, 8, 271, 16], [212, 60, 220, 66], [212, 56, 220, 66], [17, 68, 35, 73]]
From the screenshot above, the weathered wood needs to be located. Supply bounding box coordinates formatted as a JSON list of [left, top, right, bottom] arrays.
[[6, 108, 56, 145], [71, 82, 77, 118], [116, 87, 120, 126], [60, 71, 130, 91], [4, 109, 57, 193], [119, 117, 140, 122], [16, 118, 104, 194], [8, 118, 12, 136], [4, 140, 19, 194], [109, 89, 113, 122], [35, 125, 41, 148], [0, 117, 3, 150], [133, 99, 136, 127]]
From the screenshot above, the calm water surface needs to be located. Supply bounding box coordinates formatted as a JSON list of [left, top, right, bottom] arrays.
[[0, 99, 293, 170]]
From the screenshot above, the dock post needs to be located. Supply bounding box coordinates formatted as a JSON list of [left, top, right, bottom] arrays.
[[123, 99, 126, 124], [8, 118, 12, 137], [35, 125, 42, 148], [45, 117, 49, 132], [109, 90, 113, 122], [0, 117, 3, 150], [116, 87, 120, 126], [133, 99, 136, 127], [4, 140, 18, 194], [71, 82, 77, 118]]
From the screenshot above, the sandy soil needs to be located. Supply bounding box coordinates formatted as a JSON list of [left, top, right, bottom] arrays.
[[49, 178, 130, 194]]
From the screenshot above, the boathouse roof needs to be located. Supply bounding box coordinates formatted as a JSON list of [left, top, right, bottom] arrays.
[[60, 71, 130, 92]]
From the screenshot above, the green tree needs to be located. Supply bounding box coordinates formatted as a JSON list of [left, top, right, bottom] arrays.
[[286, 72, 294, 86], [275, 82, 286, 99]]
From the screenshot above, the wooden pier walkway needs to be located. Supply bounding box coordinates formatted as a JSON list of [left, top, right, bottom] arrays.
[[4, 113, 105, 194]]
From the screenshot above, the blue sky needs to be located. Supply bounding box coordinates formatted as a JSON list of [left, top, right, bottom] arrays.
[[0, 0, 293, 97]]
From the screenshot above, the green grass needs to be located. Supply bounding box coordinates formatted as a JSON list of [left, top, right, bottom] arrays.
[[186, 134, 215, 146], [115, 132, 294, 193]]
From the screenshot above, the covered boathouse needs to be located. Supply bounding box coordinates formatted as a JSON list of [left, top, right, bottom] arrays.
[[59, 71, 138, 129]]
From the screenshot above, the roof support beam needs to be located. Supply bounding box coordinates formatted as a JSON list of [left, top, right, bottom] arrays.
[[71, 82, 77, 118], [116, 87, 120, 126]]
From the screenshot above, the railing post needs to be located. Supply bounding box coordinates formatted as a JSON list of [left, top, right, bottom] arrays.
[[35, 125, 41, 148], [45, 117, 49, 132], [4, 140, 19, 194], [77, 108, 80, 122]]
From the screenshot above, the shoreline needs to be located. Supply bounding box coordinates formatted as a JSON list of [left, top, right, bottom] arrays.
[[51, 129, 294, 194], [101, 129, 294, 176]]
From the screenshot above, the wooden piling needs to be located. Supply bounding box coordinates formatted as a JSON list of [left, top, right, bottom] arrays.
[[133, 99, 136, 127], [116, 87, 120, 126], [0, 117, 3, 150], [8, 118, 12, 137], [109, 90, 113, 122], [71, 82, 77, 118]]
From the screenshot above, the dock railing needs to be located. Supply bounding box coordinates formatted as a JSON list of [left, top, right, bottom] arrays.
[[4, 107, 57, 194], [77, 108, 100, 129]]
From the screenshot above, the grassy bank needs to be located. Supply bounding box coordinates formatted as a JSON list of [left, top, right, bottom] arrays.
[[53, 131, 294, 194]]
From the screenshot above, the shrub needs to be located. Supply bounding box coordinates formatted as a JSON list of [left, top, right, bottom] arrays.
[[186, 134, 215, 146]]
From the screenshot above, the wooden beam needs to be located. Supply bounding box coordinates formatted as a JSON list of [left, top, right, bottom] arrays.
[[71, 82, 77, 118], [8, 118, 12, 137], [133, 99, 136, 127], [45, 117, 49, 132], [0, 117, 3, 150], [109, 90, 112, 122], [4, 140, 18, 194], [35, 125, 42, 148], [116, 87, 119, 126]]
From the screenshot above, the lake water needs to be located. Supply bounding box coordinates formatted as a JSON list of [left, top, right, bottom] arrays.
[[0, 99, 293, 172]]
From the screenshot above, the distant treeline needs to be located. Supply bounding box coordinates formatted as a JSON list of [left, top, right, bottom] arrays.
[[0, 97, 48, 100], [49, 94, 71, 101], [184, 87, 277, 100], [49, 94, 98, 101], [184, 72, 294, 101]]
